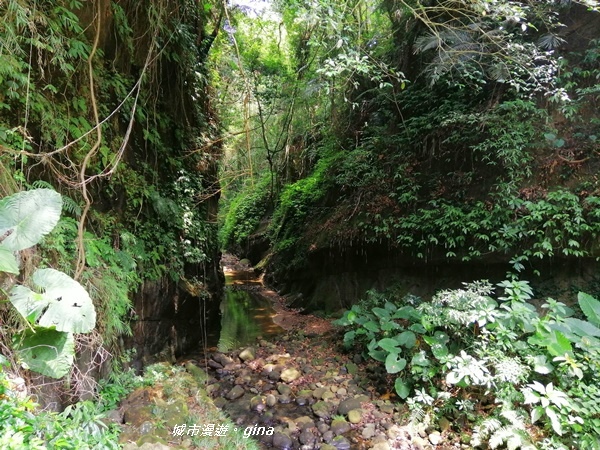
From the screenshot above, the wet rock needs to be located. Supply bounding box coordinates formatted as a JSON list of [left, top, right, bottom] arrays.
[[280, 368, 301, 382], [226, 385, 245, 400], [348, 408, 362, 424], [320, 445, 337, 450], [250, 395, 266, 412], [272, 431, 293, 449], [330, 418, 351, 435], [239, 347, 256, 362], [312, 400, 333, 419], [331, 435, 351, 449]]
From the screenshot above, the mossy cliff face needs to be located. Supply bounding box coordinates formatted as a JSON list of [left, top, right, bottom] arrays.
[[0, 0, 224, 376]]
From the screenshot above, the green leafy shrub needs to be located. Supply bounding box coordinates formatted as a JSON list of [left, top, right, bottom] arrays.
[[0, 189, 96, 379], [335, 281, 600, 448]]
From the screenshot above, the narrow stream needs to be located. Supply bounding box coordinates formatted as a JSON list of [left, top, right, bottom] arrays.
[[209, 268, 285, 352]]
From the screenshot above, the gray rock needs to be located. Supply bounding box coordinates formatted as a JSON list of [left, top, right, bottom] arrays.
[[266, 393, 278, 407], [330, 418, 351, 435], [212, 353, 234, 366], [362, 423, 376, 439], [312, 401, 332, 419], [331, 435, 351, 449], [299, 429, 317, 445], [337, 397, 365, 415], [226, 385, 245, 400], [272, 431, 293, 449], [277, 383, 292, 396], [322, 430, 334, 443]]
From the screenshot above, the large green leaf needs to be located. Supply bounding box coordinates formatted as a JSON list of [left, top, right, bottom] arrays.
[[385, 352, 407, 374], [0, 246, 19, 274], [0, 189, 62, 251], [563, 317, 600, 338], [578, 292, 600, 326], [10, 268, 96, 333], [378, 337, 400, 353], [16, 329, 74, 378], [394, 377, 411, 399]]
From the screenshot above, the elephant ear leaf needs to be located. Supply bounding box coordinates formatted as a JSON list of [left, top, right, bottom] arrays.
[[0, 189, 62, 252], [10, 268, 96, 333], [0, 246, 19, 274], [16, 328, 74, 379]]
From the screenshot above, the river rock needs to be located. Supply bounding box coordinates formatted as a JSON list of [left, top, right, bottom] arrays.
[[277, 383, 292, 396], [331, 435, 351, 449], [322, 390, 336, 400], [362, 423, 376, 439], [295, 416, 315, 430], [330, 418, 351, 435], [239, 347, 256, 361], [266, 393, 277, 407], [250, 395, 266, 412], [320, 446, 337, 450], [226, 385, 245, 400], [313, 387, 327, 399], [312, 401, 332, 419], [280, 368, 301, 382], [213, 353, 235, 367], [337, 396, 365, 415], [299, 429, 317, 445], [348, 408, 362, 424], [272, 431, 293, 449]]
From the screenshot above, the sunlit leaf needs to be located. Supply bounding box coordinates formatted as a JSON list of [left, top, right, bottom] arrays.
[[0, 189, 62, 251]]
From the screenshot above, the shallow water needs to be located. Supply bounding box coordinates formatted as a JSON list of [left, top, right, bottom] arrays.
[[215, 270, 284, 352]]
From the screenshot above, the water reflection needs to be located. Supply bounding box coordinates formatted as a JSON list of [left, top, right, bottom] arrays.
[[217, 270, 284, 352]]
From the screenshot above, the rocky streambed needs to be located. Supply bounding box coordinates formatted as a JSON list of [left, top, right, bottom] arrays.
[[189, 328, 456, 450]]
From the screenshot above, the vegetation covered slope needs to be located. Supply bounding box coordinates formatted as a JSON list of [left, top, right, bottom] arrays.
[[0, 0, 223, 404], [218, 0, 600, 297]]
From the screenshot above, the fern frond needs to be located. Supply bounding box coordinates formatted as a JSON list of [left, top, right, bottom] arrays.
[[61, 195, 82, 217]]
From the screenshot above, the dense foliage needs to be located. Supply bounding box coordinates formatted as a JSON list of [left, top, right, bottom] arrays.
[[335, 281, 600, 448], [218, 0, 600, 279]]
